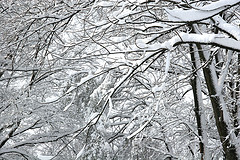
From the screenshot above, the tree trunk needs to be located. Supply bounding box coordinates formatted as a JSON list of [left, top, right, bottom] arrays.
[[189, 44, 210, 160], [194, 43, 238, 160], [231, 54, 240, 137]]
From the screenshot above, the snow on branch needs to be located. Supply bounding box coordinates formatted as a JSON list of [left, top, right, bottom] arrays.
[[146, 33, 240, 52], [166, 0, 240, 22], [0, 148, 37, 159], [213, 16, 240, 41]]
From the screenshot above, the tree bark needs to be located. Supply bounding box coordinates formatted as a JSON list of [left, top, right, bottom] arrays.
[[189, 44, 210, 160], [231, 54, 240, 137], [194, 43, 238, 160]]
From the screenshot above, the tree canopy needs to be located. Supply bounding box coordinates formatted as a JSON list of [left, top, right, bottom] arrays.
[[0, 0, 240, 159]]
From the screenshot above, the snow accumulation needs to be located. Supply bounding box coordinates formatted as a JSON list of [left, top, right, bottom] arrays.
[[152, 52, 170, 93], [96, 1, 114, 7], [152, 83, 165, 93], [88, 112, 99, 124], [166, 0, 240, 22], [146, 33, 240, 51], [213, 16, 240, 40], [145, 22, 169, 29], [63, 92, 76, 111], [136, 39, 149, 49], [45, 95, 59, 103], [75, 145, 85, 160], [116, 9, 133, 19], [38, 155, 53, 160], [129, 0, 148, 3], [198, 0, 239, 10], [110, 36, 130, 42]]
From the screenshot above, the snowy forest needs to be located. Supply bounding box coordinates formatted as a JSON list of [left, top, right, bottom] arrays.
[[0, 0, 240, 159]]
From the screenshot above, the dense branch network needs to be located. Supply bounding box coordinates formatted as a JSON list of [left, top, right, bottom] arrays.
[[0, 0, 239, 159]]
